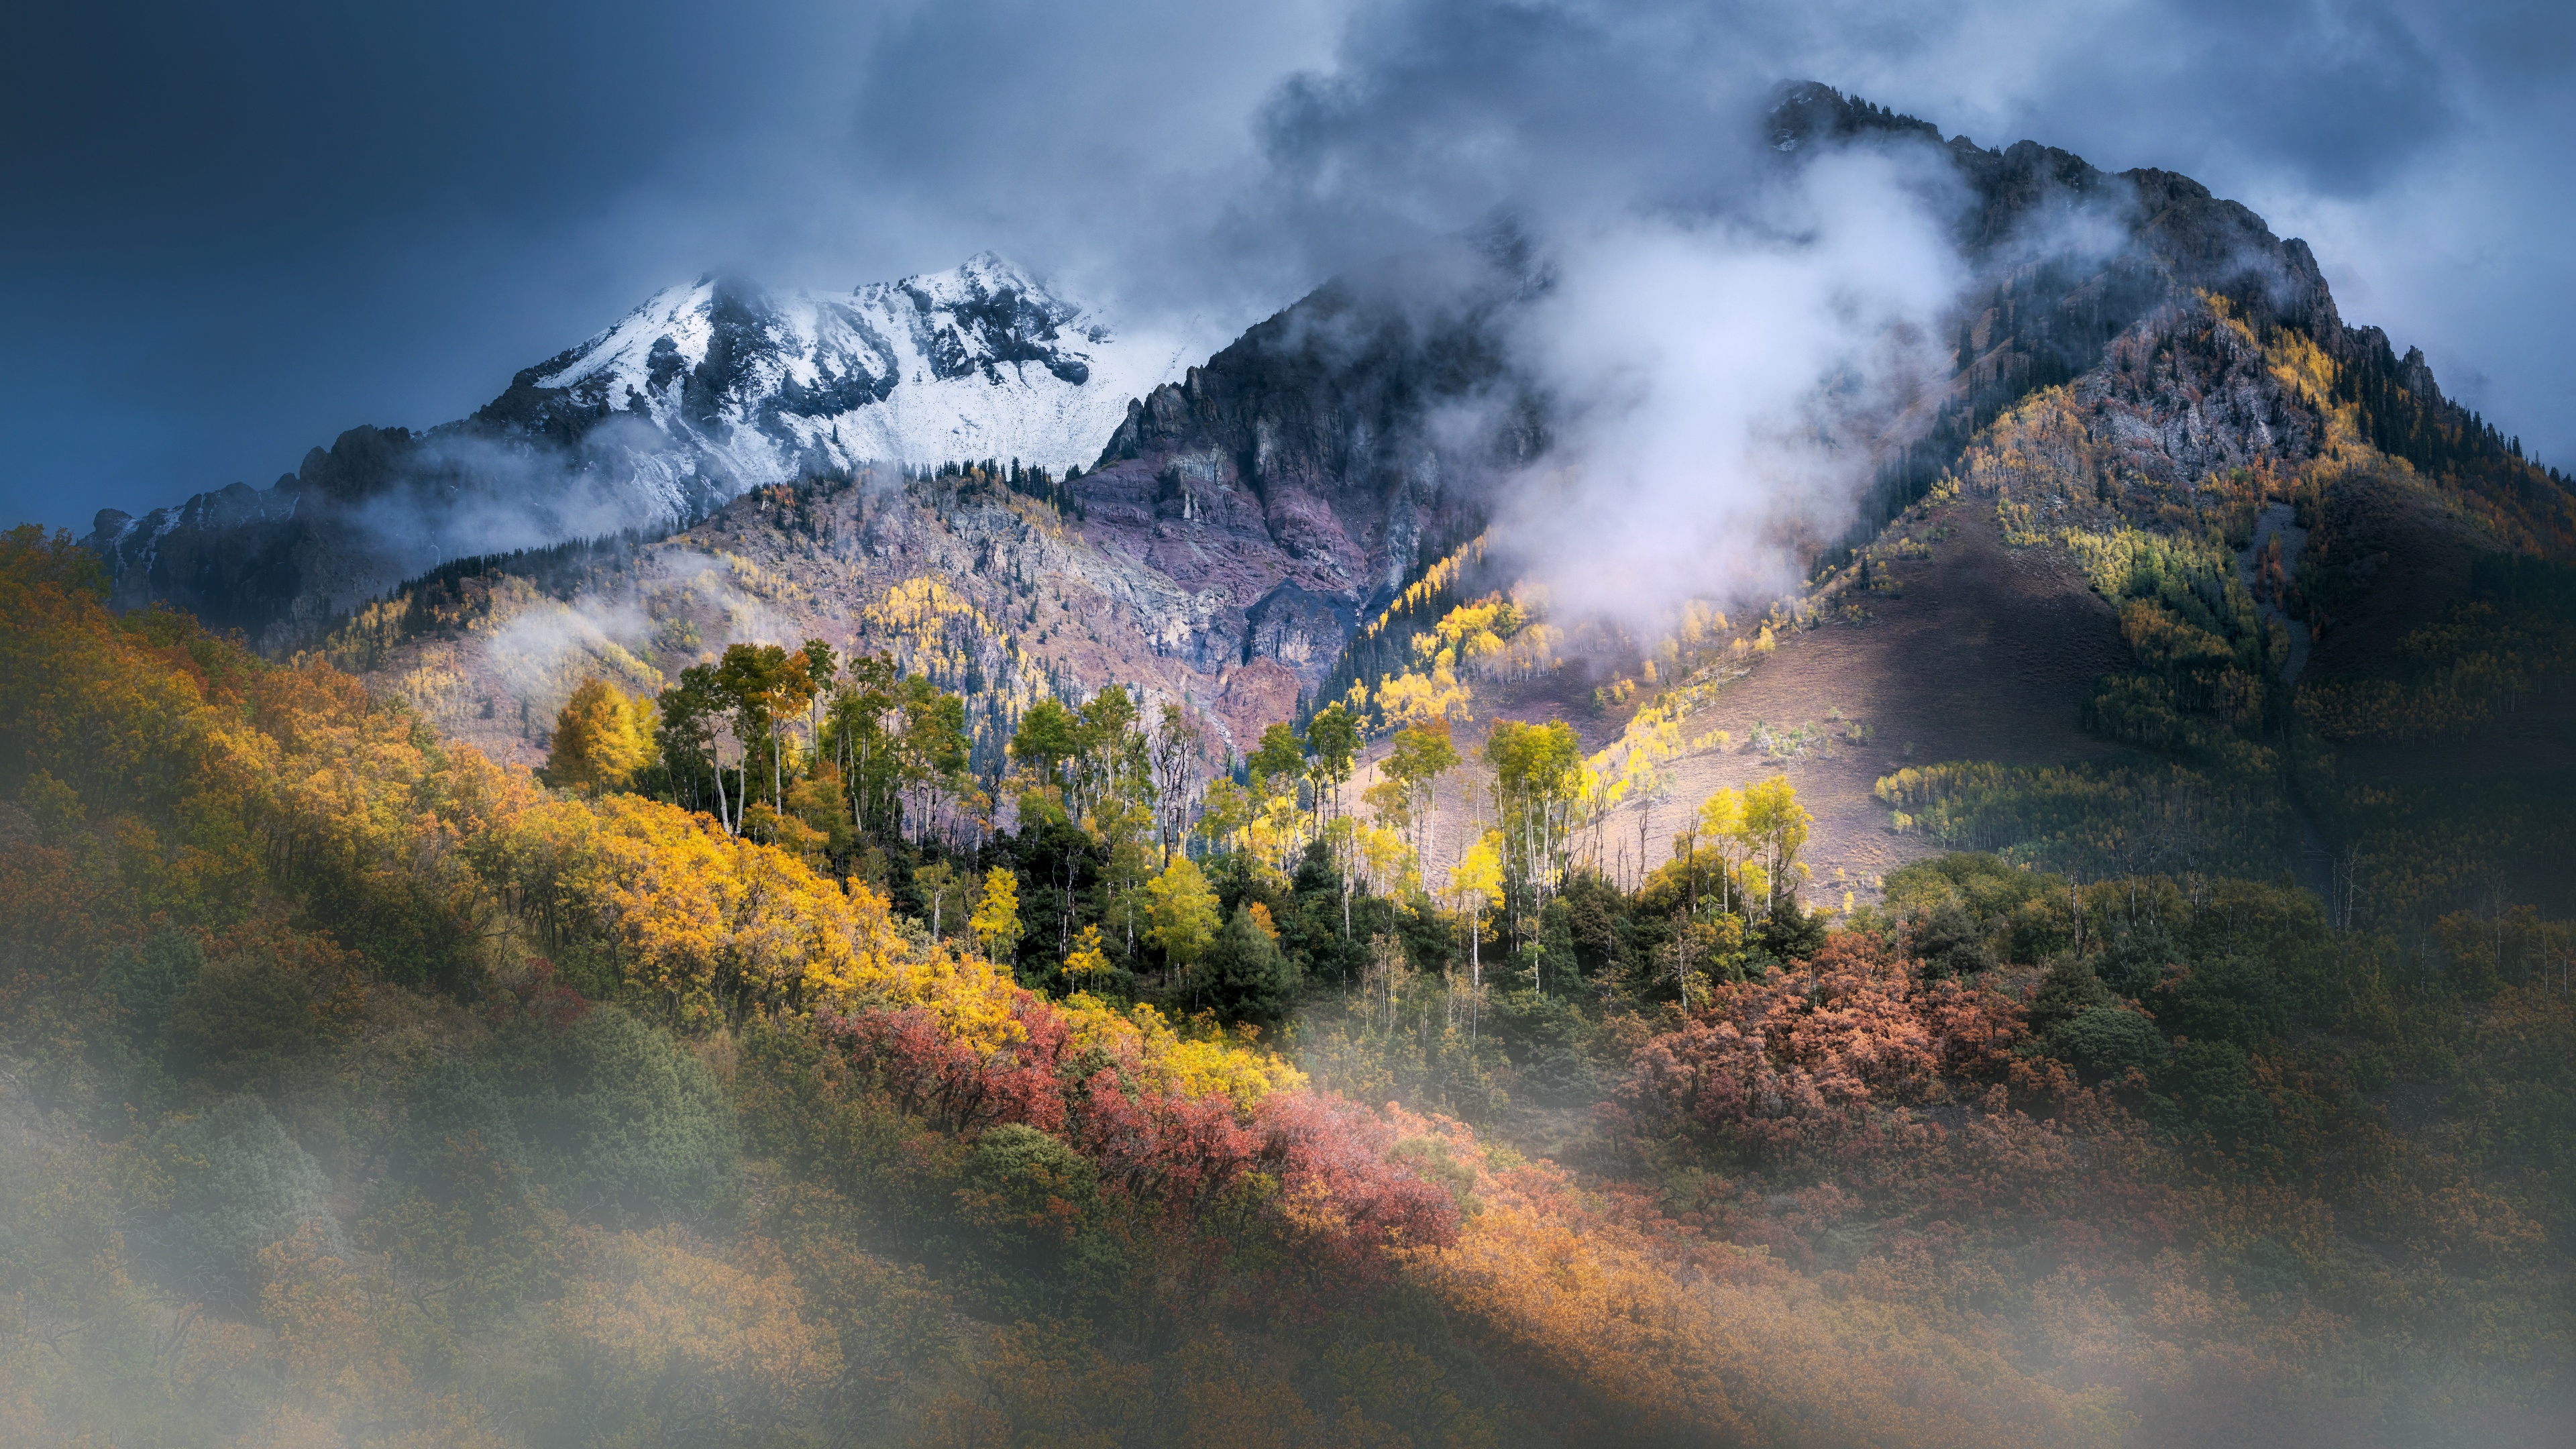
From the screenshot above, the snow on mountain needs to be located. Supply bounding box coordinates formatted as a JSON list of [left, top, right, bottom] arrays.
[[83, 254, 1191, 649], [504, 252, 1185, 496]]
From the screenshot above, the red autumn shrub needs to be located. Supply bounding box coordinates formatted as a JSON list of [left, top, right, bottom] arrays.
[[819, 991, 1457, 1295], [1624, 931, 2026, 1160], [1622, 930, 2188, 1265]]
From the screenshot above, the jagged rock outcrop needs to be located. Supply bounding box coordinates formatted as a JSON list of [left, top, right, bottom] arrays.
[[88, 481, 313, 641], [1066, 83, 2387, 694], [87, 427, 423, 644], [1083, 235, 1539, 623]]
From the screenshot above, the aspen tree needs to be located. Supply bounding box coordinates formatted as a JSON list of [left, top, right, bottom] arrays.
[[969, 867, 1022, 965]]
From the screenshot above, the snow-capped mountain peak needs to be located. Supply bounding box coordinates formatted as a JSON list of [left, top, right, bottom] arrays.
[[493, 256, 1175, 493], [86, 254, 1189, 650]]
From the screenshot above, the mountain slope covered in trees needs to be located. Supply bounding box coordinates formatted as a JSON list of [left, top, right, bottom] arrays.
[[8, 403, 2575, 1444], [10, 79, 2576, 1449]]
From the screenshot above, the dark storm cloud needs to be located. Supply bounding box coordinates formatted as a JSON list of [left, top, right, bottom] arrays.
[[1937, 0, 2459, 195], [3, 0, 2569, 533], [1240, 0, 1777, 271]]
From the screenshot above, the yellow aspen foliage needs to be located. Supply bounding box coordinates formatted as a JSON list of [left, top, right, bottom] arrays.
[[1447, 831, 1503, 918], [1697, 783, 1745, 843], [1049, 995, 1307, 1103], [567, 794, 872, 1022], [1446, 830, 1505, 983], [1146, 857, 1222, 967], [1243, 785, 1313, 874], [1360, 821, 1418, 897], [524, 792, 1022, 1037], [969, 866, 1022, 965], [1373, 663, 1472, 729], [1737, 775, 1813, 914], [545, 676, 656, 796], [1063, 922, 1114, 979], [1356, 535, 1487, 642]]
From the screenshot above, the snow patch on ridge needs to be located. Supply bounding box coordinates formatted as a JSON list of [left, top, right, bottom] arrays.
[[537, 278, 719, 398]]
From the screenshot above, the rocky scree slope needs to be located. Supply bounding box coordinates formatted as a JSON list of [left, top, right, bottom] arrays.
[[330, 465, 1337, 775]]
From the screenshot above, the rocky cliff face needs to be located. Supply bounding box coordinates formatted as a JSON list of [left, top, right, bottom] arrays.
[[1055, 83, 2378, 699], [329, 466, 1322, 773], [1081, 229, 1540, 632], [86, 425, 434, 647]]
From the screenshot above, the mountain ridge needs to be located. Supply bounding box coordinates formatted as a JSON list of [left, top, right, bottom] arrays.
[[78, 83, 2573, 779], [82, 253, 1187, 650]]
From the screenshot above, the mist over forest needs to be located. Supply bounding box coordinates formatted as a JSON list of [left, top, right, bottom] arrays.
[[7, 4, 2576, 1448]]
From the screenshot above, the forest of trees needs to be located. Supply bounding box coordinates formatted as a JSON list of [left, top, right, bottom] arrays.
[[3, 522, 2573, 1447]]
